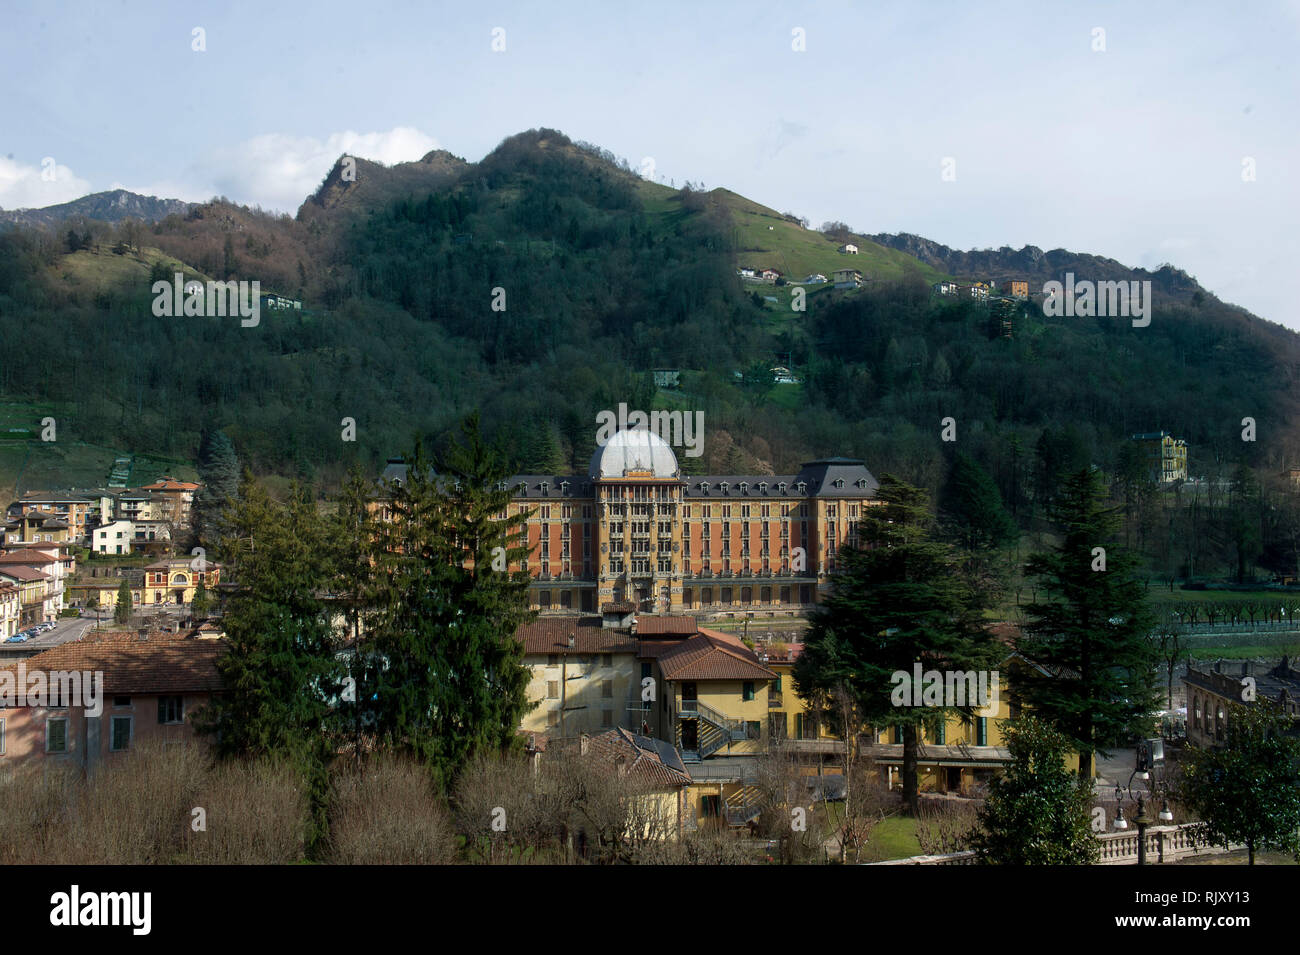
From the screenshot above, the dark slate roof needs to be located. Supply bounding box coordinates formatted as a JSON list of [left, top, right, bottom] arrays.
[[506, 475, 596, 498], [682, 460, 878, 499], [377, 458, 437, 492]]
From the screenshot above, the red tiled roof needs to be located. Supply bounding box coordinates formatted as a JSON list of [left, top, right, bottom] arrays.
[[635, 615, 698, 636], [582, 727, 691, 788], [515, 616, 638, 655], [0, 632, 226, 695], [137, 478, 201, 492], [0, 566, 50, 582], [657, 630, 776, 682], [602, 601, 636, 613], [0, 548, 60, 565]]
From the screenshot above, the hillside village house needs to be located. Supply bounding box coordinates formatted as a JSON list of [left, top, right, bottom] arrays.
[[92, 519, 171, 556], [962, 282, 990, 301], [932, 281, 958, 296], [0, 633, 224, 771], [801, 273, 827, 284], [0, 548, 69, 622], [3, 509, 70, 548], [838, 244, 858, 254], [134, 477, 201, 525], [832, 268, 864, 289], [0, 567, 51, 628], [0, 581, 19, 639], [759, 268, 782, 282], [1001, 279, 1030, 299], [11, 493, 95, 540], [1131, 431, 1188, 484]]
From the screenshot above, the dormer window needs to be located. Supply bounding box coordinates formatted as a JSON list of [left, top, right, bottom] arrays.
[[796, 482, 807, 494], [496, 481, 508, 492], [701, 482, 711, 495], [777, 482, 787, 494], [833, 479, 845, 489], [540, 481, 550, 495], [739, 482, 749, 494], [517, 483, 528, 496], [560, 480, 570, 495], [758, 482, 768, 494], [856, 478, 868, 489], [720, 482, 730, 494]]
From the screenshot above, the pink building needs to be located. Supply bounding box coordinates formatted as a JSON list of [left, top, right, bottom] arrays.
[[0, 632, 225, 771]]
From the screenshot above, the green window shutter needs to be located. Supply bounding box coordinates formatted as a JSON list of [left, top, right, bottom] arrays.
[[976, 717, 988, 746]]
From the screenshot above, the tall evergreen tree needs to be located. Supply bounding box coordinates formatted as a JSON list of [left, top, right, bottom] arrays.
[[1014, 467, 1159, 778], [361, 413, 535, 787], [198, 472, 345, 834], [114, 579, 132, 625], [942, 453, 1017, 550], [192, 427, 240, 551], [793, 476, 1001, 815]]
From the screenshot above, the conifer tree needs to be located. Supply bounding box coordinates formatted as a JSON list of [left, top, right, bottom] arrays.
[[1014, 467, 1159, 778], [362, 413, 535, 787], [114, 579, 132, 625], [794, 476, 1001, 815], [200, 472, 344, 769]]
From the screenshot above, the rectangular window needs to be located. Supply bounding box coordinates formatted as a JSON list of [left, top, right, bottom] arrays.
[[547, 681, 559, 699], [547, 710, 559, 727], [111, 715, 132, 752], [933, 718, 946, 745], [742, 681, 755, 701], [46, 717, 68, 753], [641, 662, 652, 679], [158, 696, 184, 725], [746, 720, 761, 740], [601, 680, 613, 699], [0, 717, 5, 755], [548, 654, 559, 666], [976, 717, 988, 746], [601, 709, 614, 728]]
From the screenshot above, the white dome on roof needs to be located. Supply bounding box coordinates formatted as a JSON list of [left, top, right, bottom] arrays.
[[590, 428, 680, 480]]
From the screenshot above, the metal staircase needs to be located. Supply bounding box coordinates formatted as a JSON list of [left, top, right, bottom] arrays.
[[724, 786, 763, 825], [678, 699, 748, 761]]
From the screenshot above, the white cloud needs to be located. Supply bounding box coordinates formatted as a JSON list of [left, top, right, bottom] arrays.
[[114, 126, 442, 213], [0, 156, 94, 211]]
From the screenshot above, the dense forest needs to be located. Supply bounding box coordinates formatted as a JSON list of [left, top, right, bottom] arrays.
[[1, 127, 1299, 581]]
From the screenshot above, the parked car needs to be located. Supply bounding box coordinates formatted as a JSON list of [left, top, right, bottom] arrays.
[[6, 634, 27, 643]]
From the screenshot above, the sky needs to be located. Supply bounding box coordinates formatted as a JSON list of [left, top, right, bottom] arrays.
[[2, 0, 1297, 327]]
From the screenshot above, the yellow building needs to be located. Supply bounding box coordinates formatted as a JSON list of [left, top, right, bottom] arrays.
[[1131, 431, 1188, 484], [516, 615, 641, 737], [141, 558, 220, 605], [3, 509, 71, 547]]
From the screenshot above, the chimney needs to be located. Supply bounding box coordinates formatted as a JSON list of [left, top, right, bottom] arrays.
[[567, 632, 575, 649], [137, 628, 149, 642], [579, 733, 588, 755]]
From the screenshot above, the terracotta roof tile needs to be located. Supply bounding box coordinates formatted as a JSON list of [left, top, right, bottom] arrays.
[[516, 616, 638, 655], [0, 633, 226, 695], [581, 727, 691, 788], [635, 615, 698, 636], [656, 630, 776, 682]]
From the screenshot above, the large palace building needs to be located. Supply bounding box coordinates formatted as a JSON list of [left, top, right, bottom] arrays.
[[463, 429, 880, 616]]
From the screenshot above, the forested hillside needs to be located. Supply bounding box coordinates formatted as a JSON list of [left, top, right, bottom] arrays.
[[1, 127, 1298, 580]]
